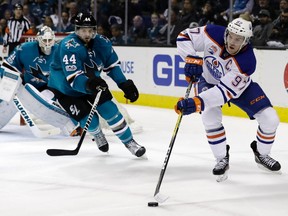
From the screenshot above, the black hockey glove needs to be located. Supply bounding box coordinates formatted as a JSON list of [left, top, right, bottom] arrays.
[[86, 76, 108, 94], [118, 79, 139, 102]]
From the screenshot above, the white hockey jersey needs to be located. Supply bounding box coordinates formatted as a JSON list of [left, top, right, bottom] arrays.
[[176, 24, 256, 109]]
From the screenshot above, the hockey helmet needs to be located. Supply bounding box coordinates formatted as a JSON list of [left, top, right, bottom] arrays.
[[37, 26, 55, 55], [224, 17, 253, 54], [74, 13, 97, 41]]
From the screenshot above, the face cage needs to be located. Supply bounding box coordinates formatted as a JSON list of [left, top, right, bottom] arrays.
[[38, 38, 55, 55]]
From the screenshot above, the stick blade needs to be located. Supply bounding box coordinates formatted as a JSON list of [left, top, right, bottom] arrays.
[[154, 192, 169, 203], [46, 149, 78, 156]]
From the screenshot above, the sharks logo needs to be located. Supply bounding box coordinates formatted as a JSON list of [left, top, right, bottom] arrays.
[[29, 64, 48, 83], [84, 60, 103, 78], [65, 39, 80, 49]]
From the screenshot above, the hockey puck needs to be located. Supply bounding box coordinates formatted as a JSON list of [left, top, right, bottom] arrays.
[[148, 202, 159, 207]]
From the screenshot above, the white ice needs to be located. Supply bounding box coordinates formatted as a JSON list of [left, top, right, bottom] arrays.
[[1, 104, 288, 216]]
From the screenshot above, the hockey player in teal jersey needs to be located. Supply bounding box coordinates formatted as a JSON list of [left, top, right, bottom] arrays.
[[48, 13, 146, 157], [0, 26, 79, 136], [4, 26, 57, 91]]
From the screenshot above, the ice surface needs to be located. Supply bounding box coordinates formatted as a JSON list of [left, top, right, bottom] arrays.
[[1, 105, 288, 216]]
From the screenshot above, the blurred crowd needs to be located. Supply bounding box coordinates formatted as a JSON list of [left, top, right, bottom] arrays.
[[0, 0, 288, 48]]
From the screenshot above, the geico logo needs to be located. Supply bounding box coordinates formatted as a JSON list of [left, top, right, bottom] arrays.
[[250, 95, 265, 105], [153, 54, 187, 87]]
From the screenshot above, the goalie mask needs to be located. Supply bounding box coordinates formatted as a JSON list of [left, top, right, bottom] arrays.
[[37, 26, 55, 55], [74, 13, 97, 43], [224, 18, 253, 55]]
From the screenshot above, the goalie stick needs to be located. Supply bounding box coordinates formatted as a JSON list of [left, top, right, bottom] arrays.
[[46, 88, 103, 156], [13, 96, 61, 138], [153, 82, 193, 204]]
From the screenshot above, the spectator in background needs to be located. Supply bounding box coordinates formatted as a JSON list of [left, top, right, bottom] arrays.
[[267, 8, 288, 46], [147, 12, 162, 43], [67, 2, 78, 24], [50, 5, 59, 29], [277, 0, 288, 15], [198, 0, 227, 26], [252, 0, 277, 24], [221, 0, 254, 19], [23, 3, 37, 25], [97, 23, 110, 37], [58, 11, 74, 33], [251, 9, 273, 46], [127, 15, 147, 44], [38, 16, 56, 31], [110, 24, 125, 45], [0, 22, 4, 44], [179, 0, 199, 29], [29, 0, 51, 26], [2, 3, 30, 55], [4, 9, 12, 20], [155, 6, 181, 45], [0, 18, 6, 31], [0, 0, 12, 20]]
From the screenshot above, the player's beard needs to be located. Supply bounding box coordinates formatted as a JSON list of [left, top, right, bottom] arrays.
[[82, 37, 91, 44]]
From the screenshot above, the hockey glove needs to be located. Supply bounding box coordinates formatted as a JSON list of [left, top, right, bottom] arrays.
[[184, 55, 203, 83], [174, 96, 204, 115], [118, 79, 139, 102], [86, 76, 108, 94]]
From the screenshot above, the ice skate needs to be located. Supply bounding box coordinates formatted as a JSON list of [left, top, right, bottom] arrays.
[[125, 139, 146, 158], [93, 131, 109, 152], [250, 141, 281, 173], [213, 145, 230, 182]]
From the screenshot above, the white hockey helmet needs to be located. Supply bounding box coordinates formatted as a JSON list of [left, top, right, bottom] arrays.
[[225, 17, 253, 52], [37, 26, 55, 55]]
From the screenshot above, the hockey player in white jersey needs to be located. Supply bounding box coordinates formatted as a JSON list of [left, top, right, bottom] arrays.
[[175, 17, 281, 181]]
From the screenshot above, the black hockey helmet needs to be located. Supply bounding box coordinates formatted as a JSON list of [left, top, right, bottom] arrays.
[[74, 13, 97, 28], [74, 13, 97, 41]]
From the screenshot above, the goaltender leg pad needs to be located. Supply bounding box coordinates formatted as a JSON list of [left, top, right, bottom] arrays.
[[0, 61, 22, 102], [16, 84, 76, 132], [0, 100, 17, 129]]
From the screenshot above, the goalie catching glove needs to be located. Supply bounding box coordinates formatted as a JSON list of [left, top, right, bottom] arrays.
[[174, 96, 204, 115], [118, 79, 139, 102], [184, 55, 203, 83], [86, 76, 108, 94]]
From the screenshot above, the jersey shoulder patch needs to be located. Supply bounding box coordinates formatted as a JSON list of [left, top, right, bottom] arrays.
[[62, 34, 81, 51]]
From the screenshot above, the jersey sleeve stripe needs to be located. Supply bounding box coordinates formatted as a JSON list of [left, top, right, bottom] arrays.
[[176, 32, 191, 42]]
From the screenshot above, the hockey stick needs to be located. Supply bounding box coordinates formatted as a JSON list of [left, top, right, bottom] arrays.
[[13, 96, 61, 138], [46, 88, 103, 156], [153, 82, 193, 203]]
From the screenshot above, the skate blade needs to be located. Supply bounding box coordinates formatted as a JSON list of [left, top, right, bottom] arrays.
[[216, 172, 228, 182], [256, 164, 282, 175], [154, 192, 169, 203]]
